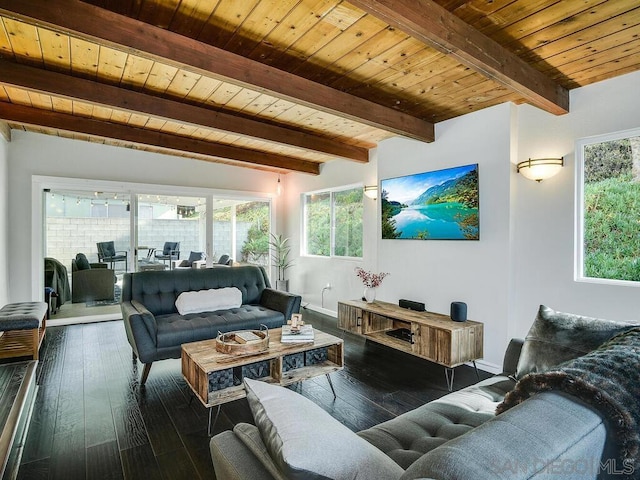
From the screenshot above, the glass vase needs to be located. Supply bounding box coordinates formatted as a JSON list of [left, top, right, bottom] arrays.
[[364, 287, 376, 303]]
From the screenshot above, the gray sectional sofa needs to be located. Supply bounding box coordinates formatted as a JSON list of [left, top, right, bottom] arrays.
[[120, 265, 301, 384], [210, 305, 640, 480]]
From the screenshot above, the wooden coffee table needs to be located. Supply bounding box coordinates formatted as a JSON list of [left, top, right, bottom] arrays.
[[181, 327, 344, 434]]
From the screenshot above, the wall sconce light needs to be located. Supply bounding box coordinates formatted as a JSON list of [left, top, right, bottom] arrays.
[[517, 157, 564, 182], [276, 175, 282, 196], [363, 185, 378, 200]]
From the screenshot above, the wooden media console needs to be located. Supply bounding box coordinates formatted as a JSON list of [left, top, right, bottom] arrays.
[[338, 300, 483, 390]]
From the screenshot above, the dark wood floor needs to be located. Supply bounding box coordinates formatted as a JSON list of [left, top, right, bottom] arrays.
[[17, 309, 490, 480]]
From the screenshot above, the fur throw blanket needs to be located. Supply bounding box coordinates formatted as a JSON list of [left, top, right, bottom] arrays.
[[497, 327, 640, 477]]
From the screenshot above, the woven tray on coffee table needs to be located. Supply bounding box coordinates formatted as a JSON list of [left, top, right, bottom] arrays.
[[215, 326, 269, 355]]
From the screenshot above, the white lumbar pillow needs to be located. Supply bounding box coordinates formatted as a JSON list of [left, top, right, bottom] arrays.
[[175, 287, 242, 315]]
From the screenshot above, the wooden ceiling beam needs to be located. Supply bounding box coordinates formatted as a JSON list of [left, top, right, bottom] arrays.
[[0, 60, 369, 163], [347, 0, 570, 116], [0, 0, 435, 143], [0, 103, 320, 174]]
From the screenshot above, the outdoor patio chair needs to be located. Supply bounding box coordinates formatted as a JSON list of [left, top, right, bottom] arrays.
[[155, 242, 180, 269], [217, 254, 233, 266], [71, 253, 115, 303], [174, 251, 206, 269], [96, 241, 128, 272]]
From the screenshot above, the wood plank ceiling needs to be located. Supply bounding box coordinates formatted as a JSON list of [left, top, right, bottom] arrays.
[[0, 0, 638, 174]]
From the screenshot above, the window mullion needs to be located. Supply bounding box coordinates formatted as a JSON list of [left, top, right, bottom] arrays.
[[330, 191, 336, 257]]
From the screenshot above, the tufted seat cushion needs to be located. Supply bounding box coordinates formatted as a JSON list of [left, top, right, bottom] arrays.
[[357, 375, 516, 470], [155, 305, 285, 348], [0, 302, 47, 331]]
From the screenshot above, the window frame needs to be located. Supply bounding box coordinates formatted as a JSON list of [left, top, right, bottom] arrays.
[[301, 183, 364, 260], [575, 126, 640, 287]]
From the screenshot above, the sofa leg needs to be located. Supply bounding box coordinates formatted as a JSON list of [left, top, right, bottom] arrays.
[[141, 363, 152, 386]]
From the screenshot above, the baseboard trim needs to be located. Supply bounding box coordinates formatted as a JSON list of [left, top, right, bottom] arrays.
[[302, 303, 337, 317]]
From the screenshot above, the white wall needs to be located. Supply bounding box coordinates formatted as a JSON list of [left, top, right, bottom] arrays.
[[376, 104, 515, 369], [0, 135, 8, 307], [513, 69, 640, 336], [282, 156, 378, 311], [285, 104, 514, 368], [7, 131, 278, 301]]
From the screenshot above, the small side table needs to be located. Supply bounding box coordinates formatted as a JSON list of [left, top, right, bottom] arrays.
[[0, 302, 47, 360]]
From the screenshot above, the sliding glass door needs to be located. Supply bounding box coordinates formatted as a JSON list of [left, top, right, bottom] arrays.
[[44, 190, 131, 316], [136, 194, 207, 270], [45, 190, 132, 271], [236, 200, 270, 266], [42, 184, 272, 320], [211, 199, 270, 266]]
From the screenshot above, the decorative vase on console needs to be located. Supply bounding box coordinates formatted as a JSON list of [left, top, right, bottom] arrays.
[[355, 267, 389, 304], [364, 287, 376, 303]]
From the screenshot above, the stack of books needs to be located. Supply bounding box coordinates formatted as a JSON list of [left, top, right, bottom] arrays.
[[281, 324, 314, 343], [234, 331, 262, 344]]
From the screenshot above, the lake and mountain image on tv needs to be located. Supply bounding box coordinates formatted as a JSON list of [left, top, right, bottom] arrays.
[[381, 164, 479, 240]]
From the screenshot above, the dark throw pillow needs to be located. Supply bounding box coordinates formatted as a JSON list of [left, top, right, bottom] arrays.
[[188, 251, 205, 263], [75, 253, 91, 270], [515, 304, 637, 378]]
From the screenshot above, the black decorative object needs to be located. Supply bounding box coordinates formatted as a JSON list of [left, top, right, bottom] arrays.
[[399, 299, 425, 311], [241, 360, 271, 380], [208, 368, 235, 391], [450, 302, 467, 322], [304, 347, 328, 366], [283, 352, 304, 372], [385, 328, 413, 343], [497, 328, 640, 470]]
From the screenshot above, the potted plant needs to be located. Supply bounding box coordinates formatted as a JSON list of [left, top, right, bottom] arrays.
[[270, 233, 294, 291]]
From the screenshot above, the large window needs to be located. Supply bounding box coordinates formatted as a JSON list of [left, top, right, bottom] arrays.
[[44, 187, 272, 276], [45, 190, 131, 271], [577, 128, 640, 284], [137, 194, 207, 270], [303, 185, 363, 258]]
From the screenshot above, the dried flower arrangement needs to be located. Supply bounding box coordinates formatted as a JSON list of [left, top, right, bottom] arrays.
[[354, 267, 389, 288]]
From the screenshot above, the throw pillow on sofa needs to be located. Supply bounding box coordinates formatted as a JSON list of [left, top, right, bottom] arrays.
[[75, 253, 91, 270], [515, 304, 637, 378], [175, 287, 242, 315], [244, 378, 404, 480]]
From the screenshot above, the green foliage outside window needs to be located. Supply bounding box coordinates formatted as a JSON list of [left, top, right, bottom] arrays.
[[583, 136, 640, 282], [334, 188, 363, 257], [212, 206, 231, 221], [212, 202, 271, 265], [305, 192, 331, 256], [304, 187, 363, 258], [238, 202, 270, 264]]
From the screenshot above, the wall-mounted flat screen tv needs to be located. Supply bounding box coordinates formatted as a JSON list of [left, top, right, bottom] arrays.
[[381, 163, 479, 240]]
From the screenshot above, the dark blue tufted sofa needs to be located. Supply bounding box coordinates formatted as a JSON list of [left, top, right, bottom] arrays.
[[121, 265, 301, 384]]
